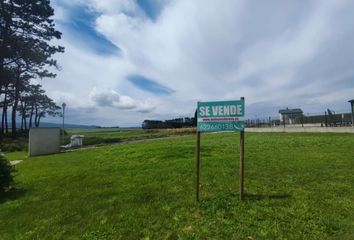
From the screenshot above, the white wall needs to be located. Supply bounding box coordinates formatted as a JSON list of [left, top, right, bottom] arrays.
[[29, 128, 61, 156]]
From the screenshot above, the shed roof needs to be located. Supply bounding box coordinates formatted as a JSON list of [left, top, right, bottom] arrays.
[[278, 108, 303, 114], [348, 99, 354, 103]]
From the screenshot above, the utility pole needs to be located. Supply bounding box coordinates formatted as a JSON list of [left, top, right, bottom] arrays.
[[62, 102, 66, 144]]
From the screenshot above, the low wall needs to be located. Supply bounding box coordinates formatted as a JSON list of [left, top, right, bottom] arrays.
[[29, 128, 61, 156], [246, 126, 354, 133]]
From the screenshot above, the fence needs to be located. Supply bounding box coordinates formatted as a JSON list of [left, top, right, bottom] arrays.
[[245, 111, 353, 128]]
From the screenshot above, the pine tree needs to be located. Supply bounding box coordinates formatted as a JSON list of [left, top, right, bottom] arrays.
[[0, 0, 64, 138]]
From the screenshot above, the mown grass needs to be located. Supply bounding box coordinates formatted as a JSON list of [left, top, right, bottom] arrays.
[[1, 128, 196, 153], [0, 132, 353, 239], [64, 128, 196, 146]]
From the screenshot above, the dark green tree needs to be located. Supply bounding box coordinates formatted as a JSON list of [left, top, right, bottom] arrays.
[[0, 0, 64, 139], [33, 93, 61, 127]]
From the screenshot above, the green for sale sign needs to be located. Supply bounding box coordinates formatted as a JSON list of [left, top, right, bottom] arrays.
[[197, 100, 245, 132]]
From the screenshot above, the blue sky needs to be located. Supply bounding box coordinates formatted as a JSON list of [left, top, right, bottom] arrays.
[[127, 75, 174, 95], [44, 0, 354, 127], [55, 4, 119, 56], [136, 0, 163, 20]]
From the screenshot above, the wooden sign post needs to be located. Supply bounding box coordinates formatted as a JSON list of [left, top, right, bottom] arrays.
[[195, 131, 201, 201], [195, 98, 245, 201], [240, 128, 245, 200], [240, 97, 245, 200]]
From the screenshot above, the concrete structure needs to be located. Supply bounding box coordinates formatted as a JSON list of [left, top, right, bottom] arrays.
[[349, 99, 354, 127], [70, 135, 84, 147], [29, 128, 61, 156], [279, 108, 303, 124]]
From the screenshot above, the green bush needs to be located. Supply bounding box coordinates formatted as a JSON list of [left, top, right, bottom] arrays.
[[0, 141, 26, 152], [0, 138, 27, 152], [0, 151, 14, 195]]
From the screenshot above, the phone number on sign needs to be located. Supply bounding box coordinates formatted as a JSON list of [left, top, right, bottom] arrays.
[[199, 123, 243, 131]]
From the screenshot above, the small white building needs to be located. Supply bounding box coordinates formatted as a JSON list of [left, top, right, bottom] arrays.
[[70, 135, 84, 147], [279, 108, 303, 124]]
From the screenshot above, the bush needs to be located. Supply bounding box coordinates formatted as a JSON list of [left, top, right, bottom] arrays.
[[0, 151, 14, 195], [0, 137, 27, 152]]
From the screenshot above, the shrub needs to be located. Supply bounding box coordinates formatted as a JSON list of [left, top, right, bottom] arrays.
[[0, 138, 27, 152], [0, 151, 14, 195]]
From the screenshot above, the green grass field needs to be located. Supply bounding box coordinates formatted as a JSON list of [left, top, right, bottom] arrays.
[[0, 128, 195, 152], [64, 128, 195, 146], [1, 132, 354, 239]]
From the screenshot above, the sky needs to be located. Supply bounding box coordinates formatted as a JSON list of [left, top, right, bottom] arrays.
[[41, 0, 354, 127]]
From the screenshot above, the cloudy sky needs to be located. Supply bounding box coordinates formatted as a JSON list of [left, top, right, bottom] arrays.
[[42, 0, 354, 127]]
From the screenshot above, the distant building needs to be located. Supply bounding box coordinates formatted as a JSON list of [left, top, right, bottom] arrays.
[[278, 108, 303, 124]]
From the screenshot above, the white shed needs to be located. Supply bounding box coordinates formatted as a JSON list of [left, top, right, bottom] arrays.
[[70, 135, 84, 147]]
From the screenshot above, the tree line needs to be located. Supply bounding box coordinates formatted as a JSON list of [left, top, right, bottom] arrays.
[[0, 0, 64, 140], [142, 115, 197, 129]]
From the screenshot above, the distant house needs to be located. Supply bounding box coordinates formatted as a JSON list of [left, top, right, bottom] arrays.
[[278, 108, 303, 124]]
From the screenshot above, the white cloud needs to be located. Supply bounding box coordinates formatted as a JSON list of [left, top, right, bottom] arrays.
[[47, 0, 354, 126], [89, 88, 156, 112]]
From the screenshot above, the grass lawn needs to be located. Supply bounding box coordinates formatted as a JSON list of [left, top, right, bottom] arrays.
[[1, 132, 354, 239], [64, 128, 196, 146], [1, 128, 196, 152]]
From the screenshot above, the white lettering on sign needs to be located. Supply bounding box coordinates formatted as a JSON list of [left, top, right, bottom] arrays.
[[200, 106, 212, 116], [224, 105, 230, 115], [203, 105, 242, 116], [200, 106, 205, 116], [231, 105, 236, 115], [197, 99, 245, 133], [205, 106, 210, 116]]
